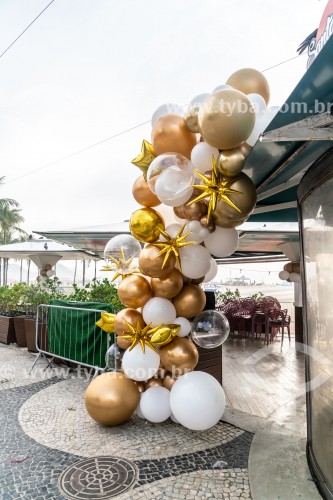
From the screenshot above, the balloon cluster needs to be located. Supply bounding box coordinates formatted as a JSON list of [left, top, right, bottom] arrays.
[[37, 264, 56, 282], [278, 262, 301, 283], [85, 67, 273, 431]]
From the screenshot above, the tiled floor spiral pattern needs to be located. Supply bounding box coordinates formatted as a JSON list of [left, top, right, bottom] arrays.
[[0, 344, 253, 499]]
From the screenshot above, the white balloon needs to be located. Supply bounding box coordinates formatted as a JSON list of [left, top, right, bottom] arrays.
[[190, 93, 210, 106], [46, 269, 55, 278], [151, 103, 183, 127], [174, 317, 191, 337], [142, 297, 176, 327], [157, 204, 184, 226], [246, 107, 279, 147], [179, 244, 211, 279], [140, 386, 171, 423], [204, 227, 239, 257], [212, 84, 233, 93], [203, 258, 218, 283], [135, 395, 145, 419], [279, 270, 290, 281], [163, 224, 183, 239], [185, 220, 209, 244], [190, 142, 219, 174], [122, 344, 160, 382], [170, 371, 226, 430], [247, 93, 266, 113], [170, 412, 180, 424], [290, 272, 301, 283]]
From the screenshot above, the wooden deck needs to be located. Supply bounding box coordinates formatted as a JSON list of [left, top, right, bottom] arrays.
[[222, 335, 305, 419]]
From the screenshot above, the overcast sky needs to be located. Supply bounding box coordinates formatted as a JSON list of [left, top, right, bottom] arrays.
[[0, 0, 327, 234]]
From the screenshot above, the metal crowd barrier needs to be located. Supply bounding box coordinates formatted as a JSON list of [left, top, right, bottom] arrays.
[[29, 304, 111, 376]]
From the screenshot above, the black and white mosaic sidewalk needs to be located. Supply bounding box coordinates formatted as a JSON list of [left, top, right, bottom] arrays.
[[0, 345, 253, 499]]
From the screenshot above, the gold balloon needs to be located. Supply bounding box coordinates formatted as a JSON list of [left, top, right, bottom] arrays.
[[118, 275, 152, 308], [131, 139, 156, 180], [183, 199, 208, 221], [292, 262, 301, 274], [117, 336, 132, 350], [132, 175, 161, 208], [130, 207, 165, 243], [114, 308, 145, 334], [135, 381, 146, 393], [151, 114, 197, 159], [183, 105, 200, 133], [198, 89, 255, 150], [238, 142, 253, 158], [163, 372, 178, 390], [214, 172, 257, 222], [226, 68, 270, 105], [146, 377, 164, 389], [159, 337, 199, 375], [173, 284, 206, 319], [139, 244, 176, 278], [213, 212, 249, 228], [218, 149, 245, 178], [190, 276, 205, 285], [173, 204, 186, 219], [85, 372, 140, 426], [151, 268, 183, 299], [151, 324, 180, 347], [284, 262, 293, 273]]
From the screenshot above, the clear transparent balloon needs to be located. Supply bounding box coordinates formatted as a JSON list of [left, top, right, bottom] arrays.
[[104, 234, 142, 263], [105, 343, 124, 371], [191, 310, 230, 349], [147, 154, 194, 202]]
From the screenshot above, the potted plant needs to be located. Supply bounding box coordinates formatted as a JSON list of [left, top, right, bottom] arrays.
[[0, 285, 16, 344], [24, 277, 65, 352], [11, 282, 31, 347]]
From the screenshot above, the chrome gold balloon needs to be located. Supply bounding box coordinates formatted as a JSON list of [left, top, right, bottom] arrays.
[[151, 114, 197, 159], [226, 68, 270, 105], [139, 244, 176, 279], [134, 381, 146, 393], [173, 284, 206, 318], [213, 172, 257, 222], [198, 89, 255, 150], [218, 149, 245, 178], [200, 215, 216, 233], [117, 275, 152, 308], [85, 372, 140, 426], [132, 175, 161, 208], [163, 372, 178, 390], [159, 337, 199, 375], [146, 377, 164, 389], [151, 269, 183, 299], [114, 308, 145, 334], [130, 207, 165, 243]]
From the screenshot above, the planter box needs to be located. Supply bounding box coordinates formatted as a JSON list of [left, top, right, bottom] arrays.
[[14, 316, 27, 347], [25, 318, 48, 353], [0, 315, 16, 345], [195, 344, 222, 385]]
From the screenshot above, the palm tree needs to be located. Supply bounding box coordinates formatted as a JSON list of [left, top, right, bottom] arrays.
[[0, 177, 28, 284], [0, 176, 27, 244]]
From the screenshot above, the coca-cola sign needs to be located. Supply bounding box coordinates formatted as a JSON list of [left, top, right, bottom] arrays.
[[308, 0, 333, 67]]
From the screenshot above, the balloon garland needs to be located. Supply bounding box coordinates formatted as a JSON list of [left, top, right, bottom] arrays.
[[86, 67, 274, 431]]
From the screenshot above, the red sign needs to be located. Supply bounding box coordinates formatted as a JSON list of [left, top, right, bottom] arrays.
[[308, 0, 333, 67]]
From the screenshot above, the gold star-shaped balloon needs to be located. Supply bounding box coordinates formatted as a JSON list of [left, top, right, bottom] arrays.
[[102, 247, 140, 282], [96, 312, 116, 333], [154, 224, 196, 272], [131, 140, 157, 180], [117, 320, 161, 353], [188, 155, 243, 221], [151, 324, 180, 347]]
